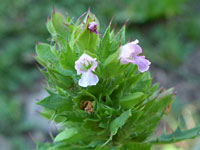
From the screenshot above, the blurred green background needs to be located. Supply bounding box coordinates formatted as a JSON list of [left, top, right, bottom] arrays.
[[0, 0, 200, 149]]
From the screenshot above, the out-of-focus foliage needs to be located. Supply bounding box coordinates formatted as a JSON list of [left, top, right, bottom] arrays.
[[0, 95, 21, 135], [0, 95, 31, 150], [112, 0, 185, 23]]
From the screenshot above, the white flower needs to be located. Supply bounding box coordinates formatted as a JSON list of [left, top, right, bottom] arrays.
[[75, 54, 99, 87]]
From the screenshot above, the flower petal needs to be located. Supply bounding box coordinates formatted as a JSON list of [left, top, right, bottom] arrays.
[[78, 71, 99, 87], [119, 40, 142, 64], [132, 39, 139, 45], [119, 44, 134, 64], [129, 43, 142, 56], [134, 56, 151, 73], [88, 58, 98, 72], [75, 54, 98, 75], [120, 58, 134, 64]]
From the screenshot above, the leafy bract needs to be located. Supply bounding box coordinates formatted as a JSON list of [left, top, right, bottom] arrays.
[[37, 94, 73, 111], [54, 127, 78, 142], [119, 92, 145, 109], [110, 109, 132, 136], [36, 43, 56, 65]]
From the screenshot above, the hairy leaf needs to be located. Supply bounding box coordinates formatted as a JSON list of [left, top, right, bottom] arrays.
[[119, 92, 145, 109], [54, 127, 78, 142], [37, 94, 73, 111], [150, 126, 200, 144]]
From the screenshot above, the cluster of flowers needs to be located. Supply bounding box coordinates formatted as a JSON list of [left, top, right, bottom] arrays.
[[75, 22, 151, 87]]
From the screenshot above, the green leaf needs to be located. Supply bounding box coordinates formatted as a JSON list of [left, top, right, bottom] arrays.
[[82, 118, 101, 132], [73, 90, 97, 105], [59, 110, 89, 122], [36, 43, 56, 64], [153, 88, 174, 113], [110, 109, 132, 136], [46, 17, 55, 35], [59, 44, 76, 70], [119, 92, 145, 109], [77, 29, 97, 51], [157, 88, 174, 99], [54, 127, 78, 142], [121, 142, 151, 150], [115, 26, 126, 45], [85, 11, 100, 30], [124, 64, 138, 77], [147, 83, 160, 98], [134, 79, 152, 92], [37, 94, 73, 111], [123, 74, 141, 93], [36, 142, 53, 150], [141, 71, 151, 80], [144, 89, 174, 116], [76, 16, 98, 52], [77, 28, 98, 51], [52, 12, 68, 38], [150, 126, 200, 144], [100, 110, 132, 148], [46, 68, 73, 90], [103, 50, 121, 77], [99, 26, 111, 59]]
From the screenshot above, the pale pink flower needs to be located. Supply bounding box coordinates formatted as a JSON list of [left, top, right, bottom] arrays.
[[119, 40, 151, 73]]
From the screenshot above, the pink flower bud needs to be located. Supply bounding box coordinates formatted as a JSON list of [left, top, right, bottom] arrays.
[[88, 22, 98, 34]]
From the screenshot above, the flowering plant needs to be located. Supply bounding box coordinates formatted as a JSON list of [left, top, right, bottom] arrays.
[[35, 9, 200, 150]]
